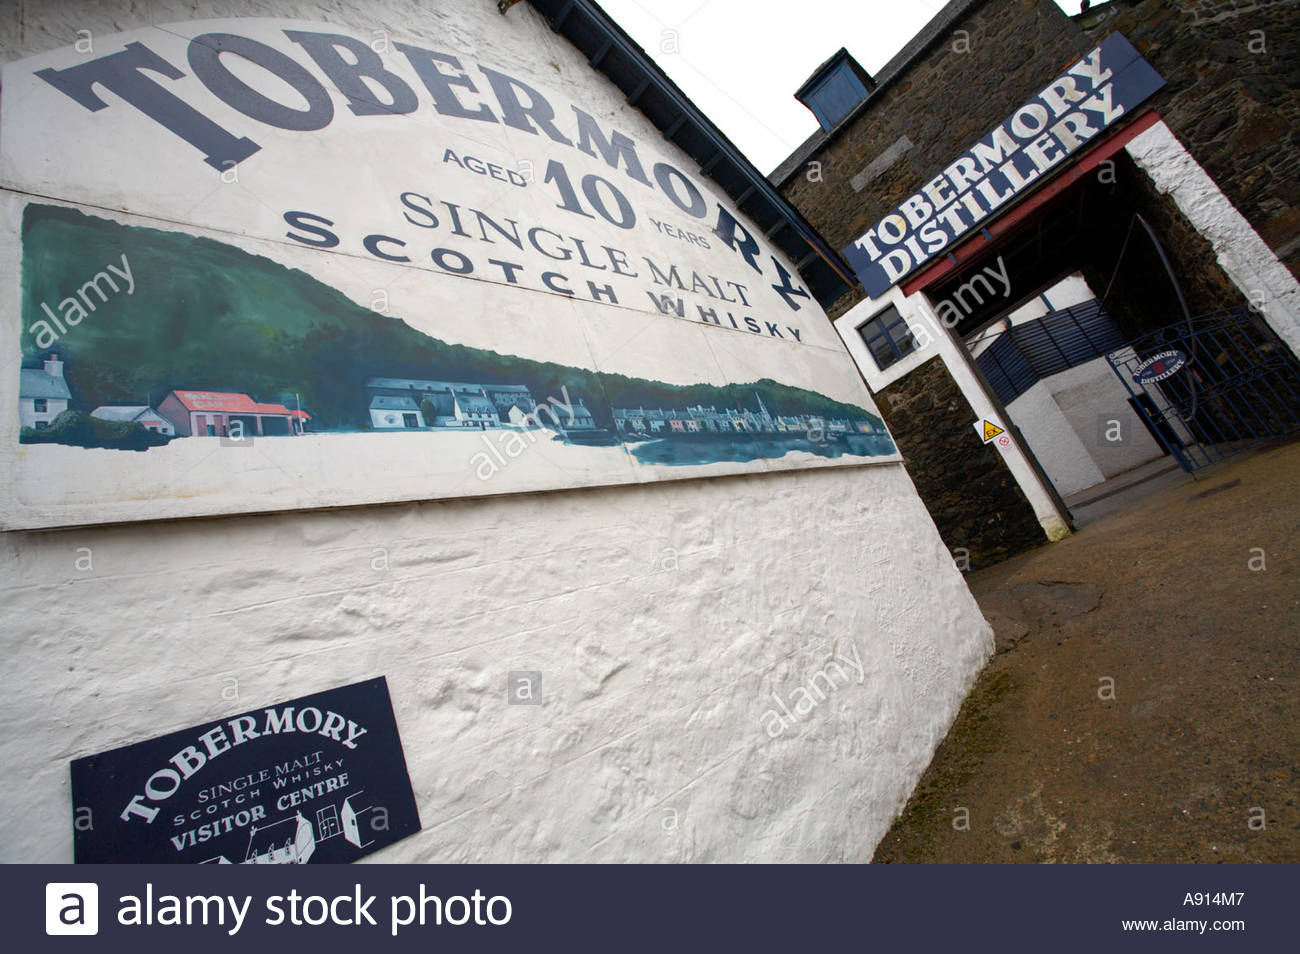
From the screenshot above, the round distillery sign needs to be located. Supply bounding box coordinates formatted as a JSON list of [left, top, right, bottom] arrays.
[[1133, 349, 1189, 384]]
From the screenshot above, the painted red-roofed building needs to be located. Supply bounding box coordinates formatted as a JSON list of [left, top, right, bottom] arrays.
[[158, 389, 309, 438]]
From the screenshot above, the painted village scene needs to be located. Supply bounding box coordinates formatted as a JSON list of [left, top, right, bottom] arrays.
[[17, 204, 896, 470]]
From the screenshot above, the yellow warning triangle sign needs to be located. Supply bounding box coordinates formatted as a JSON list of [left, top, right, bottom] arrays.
[[981, 420, 1005, 442]]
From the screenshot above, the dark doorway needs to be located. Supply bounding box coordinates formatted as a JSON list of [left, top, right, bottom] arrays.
[[925, 153, 1249, 345]]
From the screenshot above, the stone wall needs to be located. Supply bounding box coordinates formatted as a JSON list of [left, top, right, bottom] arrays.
[[877, 357, 1047, 570], [777, 0, 1299, 305], [1075, 151, 1250, 339], [777, 0, 1086, 319], [775, 0, 1296, 569], [1083, 0, 1300, 277]]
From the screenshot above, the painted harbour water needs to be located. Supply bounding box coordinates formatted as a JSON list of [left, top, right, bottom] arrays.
[[624, 433, 897, 466]]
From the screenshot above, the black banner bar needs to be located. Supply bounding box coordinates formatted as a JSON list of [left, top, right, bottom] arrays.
[[16, 864, 1291, 952]]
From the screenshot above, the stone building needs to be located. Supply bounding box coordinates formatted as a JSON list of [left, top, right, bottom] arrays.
[[773, 0, 1300, 569], [0, 0, 994, 862]]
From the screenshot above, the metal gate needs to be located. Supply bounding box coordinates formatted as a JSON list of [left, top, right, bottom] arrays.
[[1106, 307, 1300, 473]]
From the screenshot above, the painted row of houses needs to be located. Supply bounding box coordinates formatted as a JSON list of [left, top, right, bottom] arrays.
[[17, 354, 309, 437], [17, 356, 616, 440], [18, 357, 866, 445], [613, 392, 874, 438], [365, 376, 596, 431]]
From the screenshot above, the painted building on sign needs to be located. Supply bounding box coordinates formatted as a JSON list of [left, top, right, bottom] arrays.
[[0, 0, 992, 863], [17, 353, 70, 429], [245, 813, 317, 865], [366, 378, 513, 430], [90, 405, 176, 436], [774, 0, 1300, 569], [365, 378, 601, 432], [612, 392, 872, 440], [156, 390, 309, 437]]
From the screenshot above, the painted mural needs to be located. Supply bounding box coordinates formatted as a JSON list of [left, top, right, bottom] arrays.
[[2, 19, 898, 528], [18, 204, 893, 463]]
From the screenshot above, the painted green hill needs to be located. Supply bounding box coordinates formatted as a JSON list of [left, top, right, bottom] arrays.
[[19, 203, 885, 436]]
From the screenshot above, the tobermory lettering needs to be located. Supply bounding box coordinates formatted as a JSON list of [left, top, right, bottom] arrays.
[[119, 705, 368, 824], [34, 28, 811, 312]]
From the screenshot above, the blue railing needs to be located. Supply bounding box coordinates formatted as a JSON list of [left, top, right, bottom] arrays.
[[1104, 307, 1300, 472], [975, 299, 1127, 405]]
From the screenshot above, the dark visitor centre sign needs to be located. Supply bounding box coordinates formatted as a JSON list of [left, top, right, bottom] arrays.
[[71, 677, 421, 864]]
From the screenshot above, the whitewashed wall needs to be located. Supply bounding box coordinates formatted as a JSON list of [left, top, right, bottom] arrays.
[[1004, 356, 1165, 499], [1127, 121, 1300, 363], [1040, 357, 1164, 481], [0, 0, 992, 862], [1004, 379, 1106, 498]]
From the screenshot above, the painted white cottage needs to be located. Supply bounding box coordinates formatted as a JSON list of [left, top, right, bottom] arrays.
[[245, 813, 316, 864], [17, 354, 70, 430], [90, 405, 176, 436], [366, 378, 538, 430]]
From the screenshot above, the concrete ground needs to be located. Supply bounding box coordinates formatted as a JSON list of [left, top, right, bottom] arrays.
[[873, 440, 1299, 863], [1063, 456, 1187, 528]]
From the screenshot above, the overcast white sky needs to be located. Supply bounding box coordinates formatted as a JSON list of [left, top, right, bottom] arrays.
[[597, 0, 1097, 175]]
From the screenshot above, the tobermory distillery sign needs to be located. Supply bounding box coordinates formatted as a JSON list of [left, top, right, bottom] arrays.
[[843, 33, 1165, 299], [70, 678, 421, 863]]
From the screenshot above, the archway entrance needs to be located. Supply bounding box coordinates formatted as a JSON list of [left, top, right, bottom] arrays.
[[904, 145, 1300, 509]]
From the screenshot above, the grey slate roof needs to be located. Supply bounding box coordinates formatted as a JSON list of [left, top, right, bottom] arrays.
[[370, 394, 421, 411], [367, 377, 529, 394], [19, 367, 72, 400], [455, 393, 496, 414], [90, 405, 149, 421], [366, 376, 446, 391]]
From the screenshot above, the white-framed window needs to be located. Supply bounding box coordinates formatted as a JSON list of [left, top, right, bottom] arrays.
[[857, 304, 917, 371]]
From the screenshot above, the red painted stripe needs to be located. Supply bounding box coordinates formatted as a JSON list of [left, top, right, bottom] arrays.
[[900, 110, 1164, 296]]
